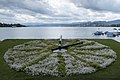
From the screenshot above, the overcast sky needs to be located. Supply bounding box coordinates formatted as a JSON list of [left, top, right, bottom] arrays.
[[0, 0, 120, 23]]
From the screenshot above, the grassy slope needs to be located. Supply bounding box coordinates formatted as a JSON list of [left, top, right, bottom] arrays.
[[0, 39, 120, 80]]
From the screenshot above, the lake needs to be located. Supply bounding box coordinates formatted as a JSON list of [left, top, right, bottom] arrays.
[[0, 27, 120, 42]]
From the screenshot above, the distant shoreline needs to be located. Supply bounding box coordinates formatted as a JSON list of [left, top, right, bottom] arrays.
[[0, 26, 26, 27], [1, 26, 120, 28], [0, 23, 26, 27], [24, 26, 120, 27]]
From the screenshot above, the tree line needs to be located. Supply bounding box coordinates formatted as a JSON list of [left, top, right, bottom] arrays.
[[0, 23, 26, 27]]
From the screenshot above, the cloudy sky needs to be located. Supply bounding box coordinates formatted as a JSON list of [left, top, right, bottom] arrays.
[[0, 0, 120, 23]]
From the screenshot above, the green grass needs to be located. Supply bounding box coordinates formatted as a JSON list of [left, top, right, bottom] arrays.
[[0, 39, 120, 80], [12, 48, 44, 52], [68, 52, 101, 69], [10, 48, 50, 59], [77, 41, 96, 47], [22, 52, 51, 69], [57, 53, 66, 76], [77, 46, 110, 50], [74, 51, 114, 58]]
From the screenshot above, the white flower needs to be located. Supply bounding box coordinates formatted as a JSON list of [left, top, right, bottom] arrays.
[[4, 40, 117, 76]]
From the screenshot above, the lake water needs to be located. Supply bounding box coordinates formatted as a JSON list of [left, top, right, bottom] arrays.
[[0, 27, 120, 42]]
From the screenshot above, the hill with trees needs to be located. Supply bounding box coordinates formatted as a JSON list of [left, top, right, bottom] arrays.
[[0, 23, 26, 27]]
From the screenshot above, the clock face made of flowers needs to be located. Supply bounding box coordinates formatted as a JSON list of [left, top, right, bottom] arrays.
[[4, 39, 117, 76]]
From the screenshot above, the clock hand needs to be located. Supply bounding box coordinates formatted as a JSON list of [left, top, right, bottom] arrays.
[[52, 41, 84, 51]]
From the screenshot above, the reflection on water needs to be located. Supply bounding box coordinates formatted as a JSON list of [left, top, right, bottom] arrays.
[[0, 27, 120, 41]]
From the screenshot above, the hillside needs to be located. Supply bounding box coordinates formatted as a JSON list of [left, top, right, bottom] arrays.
[[25, 20, 120, 27]]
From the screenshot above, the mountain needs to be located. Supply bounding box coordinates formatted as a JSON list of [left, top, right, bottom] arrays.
[[92, 20, 120, 24], [24, 22, 83, 27], [106, 20, 120, 24], [25, 19, 120, 27]]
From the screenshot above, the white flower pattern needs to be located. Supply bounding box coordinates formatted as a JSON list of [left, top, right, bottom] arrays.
[[4, 40, 117, 76]]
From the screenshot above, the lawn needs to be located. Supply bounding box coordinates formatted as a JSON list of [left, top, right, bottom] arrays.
[[0, 39, 120, 80]]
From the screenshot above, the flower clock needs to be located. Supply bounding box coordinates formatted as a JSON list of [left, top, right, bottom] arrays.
[[4, 39, 117, 76]]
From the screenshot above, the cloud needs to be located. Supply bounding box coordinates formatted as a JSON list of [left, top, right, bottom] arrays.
[[0, 0, 120, 23], [72, 0, 120, 13]]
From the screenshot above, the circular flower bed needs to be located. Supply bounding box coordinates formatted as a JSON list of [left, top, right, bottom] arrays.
[[4, 39, 117, 76]]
